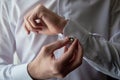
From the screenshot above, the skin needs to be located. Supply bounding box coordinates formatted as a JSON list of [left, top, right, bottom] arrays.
[[24, 4, 83, 79], [24, 4, 67, 35], [28, 38, 83, 79]]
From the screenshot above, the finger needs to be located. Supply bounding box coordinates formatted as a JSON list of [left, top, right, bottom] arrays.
[[67, 41, 83, 72], [44, 37, 69, 54], [64, 46, 68, 53], [28, 15, 43, 28], [25, 17, 42, 32], [23, 22, 30, 34], [60, 39, 78, 64], [64, 37, 74, 53], [75, 41, 83, 65], [36, 19, 48, 34]]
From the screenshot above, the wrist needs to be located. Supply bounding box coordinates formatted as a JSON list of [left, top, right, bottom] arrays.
[[59, 18, 68, 34], [27, 62, 38, 80]]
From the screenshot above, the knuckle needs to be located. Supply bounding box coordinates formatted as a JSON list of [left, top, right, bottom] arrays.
[[37, 5, 46, 17], [41, 46, 46, 51], [40, 12, 46, 17], [42, 45, 50, 53], [38, 4, 44, 9], [39, 5, 45, 11]]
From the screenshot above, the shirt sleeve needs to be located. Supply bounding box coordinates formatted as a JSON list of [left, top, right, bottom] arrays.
[[0, 1, 32, 80], [60, 0, 120, 79]]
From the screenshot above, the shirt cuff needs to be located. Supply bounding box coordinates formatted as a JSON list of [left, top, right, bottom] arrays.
[[11, 63, 32, 80], [63, 20, 90, 46]]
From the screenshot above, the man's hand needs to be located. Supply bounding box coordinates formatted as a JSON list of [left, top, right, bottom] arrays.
[[24, 4, 67, 35], [27, 37, 83, 79]]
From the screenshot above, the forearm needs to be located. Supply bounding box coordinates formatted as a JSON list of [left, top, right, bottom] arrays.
[[63, 19, 120, 79], [58, 0, 120, 79]]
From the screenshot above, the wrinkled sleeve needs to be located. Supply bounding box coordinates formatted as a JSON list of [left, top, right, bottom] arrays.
[[60, 0, 120, 79], [0, 1, 32, 80]]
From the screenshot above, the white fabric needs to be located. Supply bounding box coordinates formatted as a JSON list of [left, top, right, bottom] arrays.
[[0, 0, 120, 80]]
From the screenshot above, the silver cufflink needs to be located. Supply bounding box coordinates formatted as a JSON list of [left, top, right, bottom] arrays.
[[35, 18, 41, 24], [69, 37, 74, 42]]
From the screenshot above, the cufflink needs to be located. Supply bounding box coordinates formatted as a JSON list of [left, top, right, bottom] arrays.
[[69, 36, 74, 42], [66, 36, 74, 48], [35, 18, 41, 24]]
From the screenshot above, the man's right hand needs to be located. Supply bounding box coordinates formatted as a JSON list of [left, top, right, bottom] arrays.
[[27, 37, 83, 79]]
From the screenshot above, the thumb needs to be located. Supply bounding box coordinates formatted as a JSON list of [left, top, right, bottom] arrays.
[[45, 37, 69, 53]]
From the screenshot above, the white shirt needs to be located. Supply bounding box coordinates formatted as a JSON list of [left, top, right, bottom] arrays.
[[0, 0, 120, 80]]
